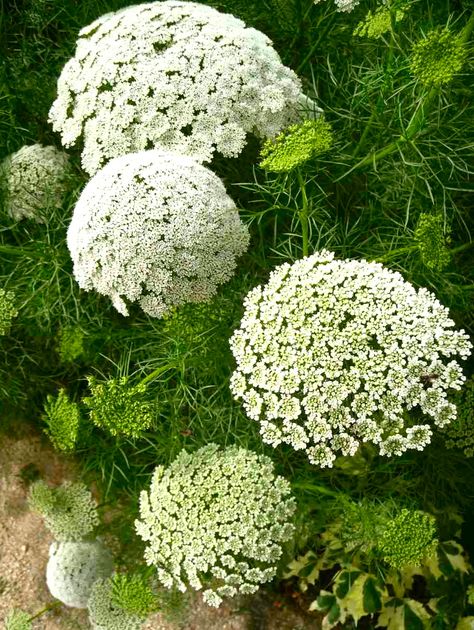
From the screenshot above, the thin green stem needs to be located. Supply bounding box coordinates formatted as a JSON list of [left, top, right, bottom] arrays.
[[28, 601, 62, 622], [296, 168, 309, 257], [292, 482, 343, 498], [296, 11, 337, 74], [140, 364, 174, 386]]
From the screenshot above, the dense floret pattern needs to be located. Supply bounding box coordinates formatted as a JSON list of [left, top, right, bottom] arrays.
[[0, 144, 69, 221], [442, 377, 474, 457], [135, 444, 296, 607], [230, 251, 472, 467], [378, 509, 438, 569], [88, 578, 146, 630], [84, 375, 155, 438], [0, 288, 18, 336], [313, 0, 361, 12], [57, 325, 86, 363], [259, 118, 333, 173], [414, 213, 451, 272], [48, 1, 312, 175], [410, 27, 467, 87], [354, 4, 407, 39], [46, 540, 113, 608], [42, 389, 81, 453], [110, 573, 157, 616], [67, 150, 249, 318], [28, 480, 99, 541], [4, 610, 32, 630]]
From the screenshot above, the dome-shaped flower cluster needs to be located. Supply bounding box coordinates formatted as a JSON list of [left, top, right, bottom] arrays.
[[46, 540, 113, 608], [48, 0, 313, 175], [410, 27, 467, 88], [378, 509, 438, 569], [313, 0, 361, 12], [87, 578, 146, 630], [0, 144, 69, 221], [414, 213, 451, 272], [229, 251, 472, 467], [0, 287, 18, 336], [135, 444, 296, 607], [67, 150, 249, 318]]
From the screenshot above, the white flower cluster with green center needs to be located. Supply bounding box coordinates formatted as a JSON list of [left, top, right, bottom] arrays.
[[135, 444, 296, 607], [46, 540, 113, 608], [0, 144, 69, 221], [313, 0, 361, 12], [67, 150, 249, 318], [48, 1, 313, 175], [229, 251, 472, 467]]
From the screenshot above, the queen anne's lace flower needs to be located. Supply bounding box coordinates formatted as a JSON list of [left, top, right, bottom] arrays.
[[135, 444, 296, 608], [410, 27, 467, 88], [42, 389, 81, 453], [378, 509, 438, 569], [0, 144, 69, 221], [88, 578, 146, 630], [46, 540, 113, 608], [229, 251, 472, 467], [414, 213, 451, 272], [4, 610, 32, 630], [313, 0, 361, 12], [0, 288, 18, 336], [48, 1, 314, 175], [67, 150, 249, 318]]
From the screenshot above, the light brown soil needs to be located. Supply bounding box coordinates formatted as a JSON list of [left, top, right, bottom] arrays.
[[0, 427, 320, 629]]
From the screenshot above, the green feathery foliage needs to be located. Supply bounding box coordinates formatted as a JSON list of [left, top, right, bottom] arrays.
[[111, 573, 158, 616], [42, 389, 81, 453], [259, 118, 333, 173], [0, 288, 18, 336], [4, 610, 32, 630], [410, 27, 468, 87], [28, 480, 99, 541], [414, 213, 451, 271], [443, 378, 474, 457], [84, 375, 156, 439], [378, 509, 438, 569]]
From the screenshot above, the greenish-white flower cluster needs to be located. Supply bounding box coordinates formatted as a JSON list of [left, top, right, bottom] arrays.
[[0, 144, 69, 221], [230, 251, 472, 467], [414, 213, 451, 272], [48, 1, 312, 175], [135, 444, 296, 607], [84, 375, 155, 438], [57, 325, 86, 364], [259, 118, 333, 173], [28, 480, 99, 541], [378, 509, 438, 569], [313, 0, 360, 12], [354, 3, 408, 40], [0, 287, 18, 336], [42, 389, 81, 453], [410, 27, 467, 87], [87, 577, 146, 630], [4, 610, 32, 630], [67, 150, 249, 318], [46, 540, 113, 608]]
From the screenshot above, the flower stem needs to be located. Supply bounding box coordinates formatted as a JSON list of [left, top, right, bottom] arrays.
[[28, 601, 62, 622], [296, 168, 309, 257], [140, 364, 174, 386], [292, 481, 343, 498]]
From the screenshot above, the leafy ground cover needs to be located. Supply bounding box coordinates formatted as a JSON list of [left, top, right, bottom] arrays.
[[1, 0, 474, 628]]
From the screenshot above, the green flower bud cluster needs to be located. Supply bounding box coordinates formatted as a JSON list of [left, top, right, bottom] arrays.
[[0, 288, 18, 336], [136, 444, 296, 607], [259, 118, 333, 173], [443, 377, 474, 457], [467, 584, 474, 605], [84, 376, 155, 439], [28, 480, 99, 542], [58, 325, 86, 364], [43, 389, 81, 453], [4, 609, 32, 630], [110, 573, 157, 617], [410, 28, 467, 88], [88, 578, 146, 630], [354, 3, 407, 40], [378, 509, 438, 569], [414, 213, 451, 272]]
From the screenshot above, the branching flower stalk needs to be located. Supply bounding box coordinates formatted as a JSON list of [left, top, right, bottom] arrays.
[[342, 9, 474, 178]]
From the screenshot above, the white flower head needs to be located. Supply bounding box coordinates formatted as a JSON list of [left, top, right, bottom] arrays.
[[135, 444, 296, 607], [230, 251, 472, 466], [48, 1, 314, 175], [46, 540, 113, 608], [313, 0, 361, 11], [1, 144, 70, 222], [67, 150, 249, 318]]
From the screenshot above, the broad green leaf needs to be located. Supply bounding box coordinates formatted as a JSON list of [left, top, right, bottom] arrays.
[[285, 550, 320, 589], [334, 569, 362, 599], [363, 575, 384, 613], [426, 541, 470, 579], [377, 597, 430, 630]]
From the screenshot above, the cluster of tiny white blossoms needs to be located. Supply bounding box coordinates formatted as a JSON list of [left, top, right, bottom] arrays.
[[87, 578, 145, 630], [46, 540, 113, 608], [67, 150, 249, 318], [135, 444, 296, 607], [0, 144, 69, 221], [229, 251, 472, 467], [313, 0, 361, 12], [48, 0, 314, 175]]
